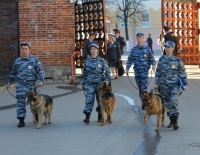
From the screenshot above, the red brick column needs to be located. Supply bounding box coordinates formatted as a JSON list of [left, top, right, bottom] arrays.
[[0, 0, 19, 71], [18, 0, 75, 68]]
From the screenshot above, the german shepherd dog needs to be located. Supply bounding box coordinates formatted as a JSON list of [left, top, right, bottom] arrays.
[[98, 81, 116, 126], [27, 90, 53, 129], [142, 89, 165, 132]]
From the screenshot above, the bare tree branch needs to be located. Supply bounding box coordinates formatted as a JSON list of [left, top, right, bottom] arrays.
[[106, 0, 144, 41]]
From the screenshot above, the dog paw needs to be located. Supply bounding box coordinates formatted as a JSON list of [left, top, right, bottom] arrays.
[[155, 129, 159, 132], [43, 123, 46, 125], [36, 125, 41, 129], [48, 122, 52, 124]]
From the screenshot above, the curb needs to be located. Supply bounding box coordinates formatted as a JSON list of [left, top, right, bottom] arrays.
[[0, 84, 16, 93], [0, 79, 81, 93]]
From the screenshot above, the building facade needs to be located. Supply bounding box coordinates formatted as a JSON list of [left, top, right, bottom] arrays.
[[106, 0, 162, 51], [0, 0, 75, 79]]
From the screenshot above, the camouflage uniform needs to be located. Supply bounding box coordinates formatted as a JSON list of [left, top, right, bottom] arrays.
[[155, 55, 188, 117], [126, 45, 156, 99], [8, 55, 45, 118], [81, 56, 110, 115]]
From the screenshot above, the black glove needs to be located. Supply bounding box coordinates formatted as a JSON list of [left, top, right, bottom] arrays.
[[82, 85, 85, 91]]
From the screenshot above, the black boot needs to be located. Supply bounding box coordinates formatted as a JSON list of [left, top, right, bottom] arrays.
[[167, 116, 173, 128], [98, 113, 102, 122], [172, 115, 179, 130], [83, 113, 90, 124], [17, 117, 25, 128]]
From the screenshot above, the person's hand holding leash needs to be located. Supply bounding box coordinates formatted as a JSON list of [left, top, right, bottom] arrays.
[[152, 66, 156, 71], [126, 71, 129, 78], [184, 86, 188, 91], [37, 82, 43, 87], [6, 85, 10, 90], [82, 85, 86, 91]]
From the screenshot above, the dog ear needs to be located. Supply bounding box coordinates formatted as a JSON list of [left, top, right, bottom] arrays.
[[149, 89, 153, 96], [103, 81, 107, 88], [34, 87, 37, 93]]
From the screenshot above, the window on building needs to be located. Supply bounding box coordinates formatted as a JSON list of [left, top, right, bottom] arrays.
[[142, 10, 150, 28]]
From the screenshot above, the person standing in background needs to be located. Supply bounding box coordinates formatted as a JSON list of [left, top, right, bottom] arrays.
[[83, 32, 97, 58], [113, 29, 126, 56], [146, 34, 153, 53], [107, 34, 121, 80], [162, 26, 178, 55]]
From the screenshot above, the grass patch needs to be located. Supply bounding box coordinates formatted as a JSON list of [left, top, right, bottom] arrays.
[[0, 80, 7, 87]]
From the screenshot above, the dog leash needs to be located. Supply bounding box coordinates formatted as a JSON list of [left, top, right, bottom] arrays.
[[7, 83, 43, 99], [82, 88, 86, 97], [127, 70, 153, 90], [36, 86, 42, 93], [7, 88, 17, 99], [6, 82, 17, 99]]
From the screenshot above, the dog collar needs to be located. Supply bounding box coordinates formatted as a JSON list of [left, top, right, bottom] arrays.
[[35, 96, 44, 108]]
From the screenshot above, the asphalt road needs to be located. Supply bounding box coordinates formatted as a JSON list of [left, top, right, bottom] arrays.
[[0, 52, 200, 155]]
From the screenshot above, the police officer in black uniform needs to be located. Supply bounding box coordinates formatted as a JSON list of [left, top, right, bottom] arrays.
[[162, 26, 178, 55], [113, 29, 126, 56], [83, 32, 97, 58]]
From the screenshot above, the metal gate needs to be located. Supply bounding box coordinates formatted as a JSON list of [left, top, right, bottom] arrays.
[[74, 0, 107, 68], [162, 0, 200, 65]]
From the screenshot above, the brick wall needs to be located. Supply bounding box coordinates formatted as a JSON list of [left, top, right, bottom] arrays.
[[18, 0, 75, 77], [0, 0, 19, 72]]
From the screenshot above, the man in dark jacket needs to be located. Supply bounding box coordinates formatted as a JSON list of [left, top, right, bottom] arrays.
[[83, 32, 96, 58], [146, 34, 153, 53], [162, 26, 178, 55], [113, 29, 126, 56]]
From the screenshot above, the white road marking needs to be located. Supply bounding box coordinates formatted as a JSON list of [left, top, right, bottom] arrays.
[[114, 93, 140, 113], [114, 93, 135, 106]]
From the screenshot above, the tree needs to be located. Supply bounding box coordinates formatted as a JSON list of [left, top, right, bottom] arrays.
[[106, 0, 143, 50]]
